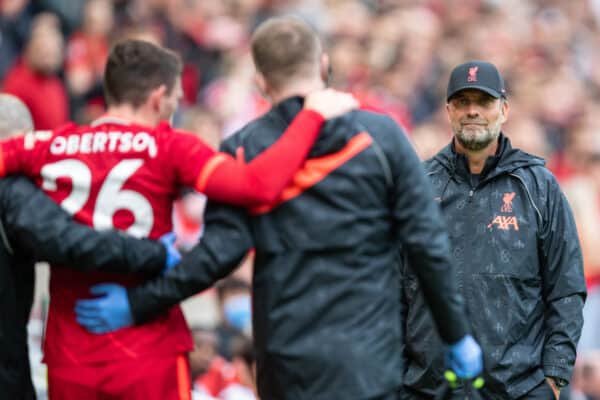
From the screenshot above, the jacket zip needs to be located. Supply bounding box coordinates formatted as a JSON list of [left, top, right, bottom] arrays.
[[509, 173, 543, 227], [464, 183, 478, 298]]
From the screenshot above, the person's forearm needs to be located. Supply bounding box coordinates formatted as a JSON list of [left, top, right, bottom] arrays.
[[4, 178, 166, 273], [540, 189, 586, 381], [393, 139, 469, 343], [542, 293, 585, 382], [129, 203, 252, 323], [128, 237, 244, 323], [405, 238, 469, 344]]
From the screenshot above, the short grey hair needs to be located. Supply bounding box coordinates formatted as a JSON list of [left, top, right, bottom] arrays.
[[0, 94, 33, 138]]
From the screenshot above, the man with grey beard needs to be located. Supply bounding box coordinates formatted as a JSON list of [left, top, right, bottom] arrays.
[[401, 61, 586, 400]]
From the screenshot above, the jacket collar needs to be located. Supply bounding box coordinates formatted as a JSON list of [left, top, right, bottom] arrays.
[[268, 95, 356, 157], [432, 133, 545, 183], [271, 96, 305, 125]]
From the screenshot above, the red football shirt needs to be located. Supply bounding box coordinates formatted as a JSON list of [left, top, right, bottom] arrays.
[[0, 116, 218, 364], [0, 109, 325, 365]]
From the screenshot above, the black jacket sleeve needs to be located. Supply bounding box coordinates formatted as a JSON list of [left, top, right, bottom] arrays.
[[128, 202, 253, 324], [128, 136, 254, 324], [0, 176, 166, 274], [381, 116, 469, 344], [539, 173, 586, 383]]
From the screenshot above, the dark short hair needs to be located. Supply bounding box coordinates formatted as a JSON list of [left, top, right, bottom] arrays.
[[251, 16, 321, 90], [103, 40, 182, 107]]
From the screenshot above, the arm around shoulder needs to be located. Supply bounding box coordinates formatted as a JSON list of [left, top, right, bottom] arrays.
[[128, 202, 253, 324], [1, 176, 166, 274]]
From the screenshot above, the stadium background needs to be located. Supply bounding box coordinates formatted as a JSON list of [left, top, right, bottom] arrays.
[[2, 0, 600, 398]]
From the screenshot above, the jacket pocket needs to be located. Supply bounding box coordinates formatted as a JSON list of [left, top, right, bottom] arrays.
[[468, 273, 541, 345]]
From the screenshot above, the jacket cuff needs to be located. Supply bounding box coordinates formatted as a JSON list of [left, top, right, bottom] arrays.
[[543, 364, 572, 384], [156, 244, 168, 273], [127, 287, 154, 325], [440, 316, 469, 345]]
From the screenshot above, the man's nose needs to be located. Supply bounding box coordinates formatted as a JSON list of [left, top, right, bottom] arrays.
[[465, 103, 480, 118]]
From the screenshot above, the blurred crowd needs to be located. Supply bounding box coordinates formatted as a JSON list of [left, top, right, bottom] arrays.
[[4, 0, 600, 398]]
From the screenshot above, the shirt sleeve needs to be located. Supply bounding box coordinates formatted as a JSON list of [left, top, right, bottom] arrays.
[[382, 115, 469, 344], [0, 130, 56, 177], [193, 109, 324, 207], [540, 174, 586, 383]]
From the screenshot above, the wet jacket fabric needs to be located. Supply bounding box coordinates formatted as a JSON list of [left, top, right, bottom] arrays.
[[402, 134, 586, 399], [128, 97, 470, 400], [0, 176, 166, 399]]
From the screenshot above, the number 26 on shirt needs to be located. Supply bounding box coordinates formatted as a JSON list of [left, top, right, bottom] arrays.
[[41, 159, 153, 237]]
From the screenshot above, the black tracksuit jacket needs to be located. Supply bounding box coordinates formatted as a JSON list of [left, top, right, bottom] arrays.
[[0, 176, 167, 399], [128, 97, 470, 400], [402, 135, 586, 399]]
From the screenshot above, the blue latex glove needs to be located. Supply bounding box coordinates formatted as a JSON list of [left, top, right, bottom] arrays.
[[75, 283, 134, 334], [159, 232, 181, 273], [445, 334, 483, 379]]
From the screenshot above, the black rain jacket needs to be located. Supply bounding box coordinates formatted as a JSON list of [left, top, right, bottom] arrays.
[[0, 176, 166, 399], [128, 97, 470, 400], [402, 134, 586, 399]]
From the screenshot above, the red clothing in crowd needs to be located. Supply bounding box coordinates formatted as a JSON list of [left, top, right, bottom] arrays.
[[172, 193, 206, 251], [3, 60, 69, 130], [195, 357, 255, 400], [66, 32, 109, 78]]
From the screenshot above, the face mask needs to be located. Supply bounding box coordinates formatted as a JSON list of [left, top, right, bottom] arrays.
[[223, 294, 252, 333]]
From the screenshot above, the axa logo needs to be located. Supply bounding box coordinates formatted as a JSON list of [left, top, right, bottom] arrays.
[[467, 66, 479, 82], [488, 192, 519, 231], [488, 215, 519, 231]]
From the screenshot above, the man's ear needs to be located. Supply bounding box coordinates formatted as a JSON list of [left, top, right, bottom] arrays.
[[501, 99, 510, 124], [320, 53, 331, 85], [254, 72, 269, 100], [148, 84, 167, 111]]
